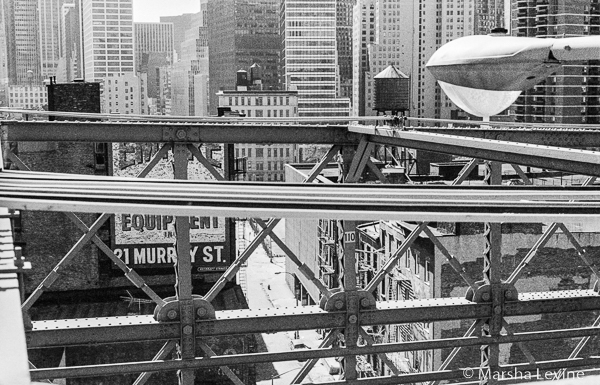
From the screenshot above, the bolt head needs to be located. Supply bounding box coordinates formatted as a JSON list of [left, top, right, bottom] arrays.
[[167, 310, 177, 320], [176, 129, 187, 140], [505, 290, 513, 299], [494, 306, 502, 315], [360, 298, 370, 308], [183, 325, 193, 335], [197, 307, 208, 317], [348, 315, 358, 324], [335, 300, 344, 310], [481, 292, 491, 301]]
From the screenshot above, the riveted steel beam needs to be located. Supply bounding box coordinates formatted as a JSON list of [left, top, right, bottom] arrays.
[[2, 121, 357, 145], [350, 125, 600, 176]]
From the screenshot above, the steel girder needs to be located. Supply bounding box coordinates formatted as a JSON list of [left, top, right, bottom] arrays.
[[3, 121, 600, 384], [350, 125, 600, 176], [1, 121, 357, 145], [26, 290, 600, 348]]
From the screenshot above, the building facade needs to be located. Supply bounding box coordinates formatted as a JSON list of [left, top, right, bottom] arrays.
[[134, 22, 174, 74], [103, 72, 147, 114], [38, 0, 62, 80], [510, 0, 600, 124], [134, 22, 174, 100], [337, 0, 354, 99], [80, 0, 134, 82], [57, 1, 83, 82], [1, 0, 42, 85], [351, 0, 376, 117], [280, 0, 350, 116], [6, 85, 48, 109], [207, 0, 281, 114], [217, 89, 299, 182]]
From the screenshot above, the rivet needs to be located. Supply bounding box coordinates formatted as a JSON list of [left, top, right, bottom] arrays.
[[183, 325, 193, 335], [348, 315, 358, 324], [167, 310, 177, 320], [176, 129, 187, 140], [494, 306, 502, 315], [481, 292, 491, 301], [361, 298, 370, 308], [335, 300, 344, 310]]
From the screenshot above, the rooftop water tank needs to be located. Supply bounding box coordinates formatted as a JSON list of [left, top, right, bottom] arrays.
[[373, 65, 410, 113]]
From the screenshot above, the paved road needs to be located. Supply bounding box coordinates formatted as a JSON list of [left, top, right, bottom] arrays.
[[241, 221, 336, 384]]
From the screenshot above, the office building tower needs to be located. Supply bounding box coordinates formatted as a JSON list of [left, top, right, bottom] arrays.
[[351, 0, 376, 117], [281, 0, 350, 117], [170, 10, 209, 116], [57, 1, 82, 82], [38, 0, 62, 80], [80, 0, 134, 81], [1, 0, 41, 85], [511, 0, 600, 124], [337, 0, 354, 99], [134, 22, 174, 99], [134, 23, 174, 73], [160, 13, 196, 60], [207, 0, 280, 114]]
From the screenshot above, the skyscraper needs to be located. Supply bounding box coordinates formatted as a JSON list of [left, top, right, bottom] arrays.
[[134, 22, 174, 99], [134, 23, 174, 74], [80, 0, 134, 81], [280, 0, 349, 116], [160, 13, 196, 60], [57, 1, 82, 82], [207, 0, 280, 114], [351, 0, 376, 117], [1, 0, 41, 85], [38, 0, 62, 80], [337, 0, 354, 99], [511, 0, 600, 124]]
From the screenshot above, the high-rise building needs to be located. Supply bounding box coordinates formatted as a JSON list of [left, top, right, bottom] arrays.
[[160, 13, 196, 60], [134, 23, 174, 74], [207, 0, 280, 114], [38, 0, 62, 80], [80, 0, 134, 81], [57, 1, 83, 82], [280, 0, 350, 117], [511, 0, 600, 124], [1, 0, 41, 85], [351, 0, 376, 117], [170, 10, 209, 116], [337, 0, 354, 99], [134, 22, 174, 99]]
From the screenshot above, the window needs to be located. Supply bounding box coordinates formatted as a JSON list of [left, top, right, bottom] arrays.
[[267, 148, 271, 157], [256, 148, 264, 157], [248, 148, 252, 157]]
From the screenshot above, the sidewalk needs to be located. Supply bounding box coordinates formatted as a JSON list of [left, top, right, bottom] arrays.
[[241, 221, 337, 384]]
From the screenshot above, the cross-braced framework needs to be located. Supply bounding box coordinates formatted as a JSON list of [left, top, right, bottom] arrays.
[[2, 113, 600, 384]]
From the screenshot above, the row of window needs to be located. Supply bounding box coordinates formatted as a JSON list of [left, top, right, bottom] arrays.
[[235, 109, 295, 118], [227, 96, 292, 106], [252, 172, 285, 182], [251, 160, 287, 171], [237, 147, 292, 158]]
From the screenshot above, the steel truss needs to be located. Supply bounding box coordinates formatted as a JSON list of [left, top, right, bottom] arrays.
[[1, 118, 600, 384]]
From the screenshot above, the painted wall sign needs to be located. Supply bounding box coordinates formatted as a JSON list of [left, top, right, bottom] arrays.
[[110, 143, 229, 271]]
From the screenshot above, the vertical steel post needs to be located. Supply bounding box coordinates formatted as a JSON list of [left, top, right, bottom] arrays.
[[480, 161, 503, 385], [340, 146, 359, 380], [173, 144, 195, 385], [343, 220, 359, 380]]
